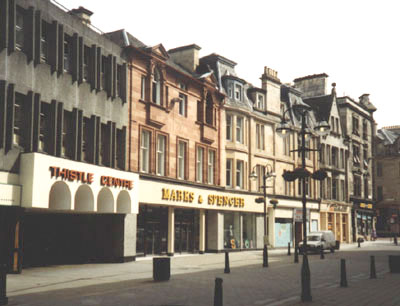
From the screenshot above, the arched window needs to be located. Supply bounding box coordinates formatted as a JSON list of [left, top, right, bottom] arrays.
[[152, 68, 161, 105], [206, 94, 214, 125]]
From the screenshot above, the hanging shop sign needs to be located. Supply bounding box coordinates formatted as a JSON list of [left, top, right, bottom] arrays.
[[49, 166, 133, 190], [161, 188, 245, 208]]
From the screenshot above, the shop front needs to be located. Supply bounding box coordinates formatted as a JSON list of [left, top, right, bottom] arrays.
[[351, 199, 376, 242], [320, 203, 351, 243], [137, 178, 265, 256], [9, 153, 140, 270]]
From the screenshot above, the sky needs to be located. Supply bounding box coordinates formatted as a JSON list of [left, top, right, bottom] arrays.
[[58, 0, 399, 128]]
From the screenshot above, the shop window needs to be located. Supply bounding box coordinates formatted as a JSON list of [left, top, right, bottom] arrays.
[[256, 93, 265, 111], [62, 110, 73, 158], [15, 7, 24, 51], [152, 68, 161, 105], [177, 140, 187, 179], [178, 93, 187, 116], [13, 93, 25, 147], [226, 114, 232, 141], [156, 134, 166, 176], [226, 159, 233, 187], [196, 146, 204, 183], [236, 160, 244, 189], [354, 175, 361, 197], [236, 116, 244, 144], [39, 102, 50, 153], [140, 129, 151, 173], [40, 21, 49, 62], [206, 94, 214, 125], [243, 213, 256, 248], [83, 46, 90, 82], [140, 75, 146, 100], [208, 149, 215, 185], [224, 212, 241, 249], [63, 35, 73, 73]]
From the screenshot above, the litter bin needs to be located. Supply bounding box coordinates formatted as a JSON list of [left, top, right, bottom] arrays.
[[153, 257, 170, 281], [389, 255, 400, 273], [335, 240, 340, 250]]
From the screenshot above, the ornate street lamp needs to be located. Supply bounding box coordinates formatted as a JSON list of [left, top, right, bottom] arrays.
[[276, 104, 329, 302], [250, 164, 276, 267]]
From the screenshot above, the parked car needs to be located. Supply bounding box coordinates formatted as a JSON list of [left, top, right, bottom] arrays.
[[299, 231, 338, 254]]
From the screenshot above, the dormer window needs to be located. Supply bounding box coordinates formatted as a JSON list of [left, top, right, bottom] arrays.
[[234, 84, 242, 101], [256, 94, 265, 110], [152, 68, 161, 105]]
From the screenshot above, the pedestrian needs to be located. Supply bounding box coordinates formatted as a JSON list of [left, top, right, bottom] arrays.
[[371, 229, 377, 241]]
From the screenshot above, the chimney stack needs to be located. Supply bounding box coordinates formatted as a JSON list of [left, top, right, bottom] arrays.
[[168, 44, 201, 73], [70, 6, 93, 26]]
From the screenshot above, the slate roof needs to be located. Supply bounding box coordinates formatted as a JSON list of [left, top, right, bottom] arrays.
[[104, 29, 147, 49], [303, 95, 334, 122], [377, 128, 400, 145]]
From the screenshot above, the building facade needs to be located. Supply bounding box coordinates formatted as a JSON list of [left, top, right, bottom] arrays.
[[337, 94, 376, 241], [0, 1, 138, 273], [375, 126, 400, 236]]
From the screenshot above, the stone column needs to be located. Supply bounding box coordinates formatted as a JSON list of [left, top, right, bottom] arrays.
[[123, 213, 137, 262], [199, 209, 206, 254], [167, 207, 174, 256]]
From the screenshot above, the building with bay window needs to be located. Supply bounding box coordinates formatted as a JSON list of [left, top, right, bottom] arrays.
[[0, 1, 137, 273]]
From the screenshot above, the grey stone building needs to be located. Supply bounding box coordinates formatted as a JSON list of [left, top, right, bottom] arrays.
[[375, 126, 400, 236], [0, 0, 138, 273]]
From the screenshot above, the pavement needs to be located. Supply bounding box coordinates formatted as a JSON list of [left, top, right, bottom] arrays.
[[4, 239, 400, 305]]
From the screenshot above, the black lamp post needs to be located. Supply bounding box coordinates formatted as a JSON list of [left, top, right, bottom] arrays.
[[276, 103, 329, 302], [250, 164, 276, 267]]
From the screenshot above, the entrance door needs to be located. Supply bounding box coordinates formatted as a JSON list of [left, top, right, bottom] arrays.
[[145, 222, 161, 255], [175, 222, 194, 253]]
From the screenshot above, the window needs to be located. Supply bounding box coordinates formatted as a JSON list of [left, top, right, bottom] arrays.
[[39, 102, 50, 153], [236, 117, 244, 144], [363, 121, 368, 140], [363, 148, 368, 169], [100, 56, 107, 89], [15, 8, 24, 51], [141, 75, 146, 100], [256, 94, 264, 110], [256, 123, 265, 150], [332, 147, 338, 167], [82, 118, 90, 162], [335, 118, 339, 134], [353, 144, 360, 165], [13, 94, 24, 146], [140, 130, 151, 173], [64, 35, 73, 73], [100, 124, 110, 166], [332, 178, 338, 200], [354, 175, 361, 197], [178, 141, 187, 179], [226, 159, 233, 187], [298, 178, 311, 197], [62, 111, 73, 158], [197, 100, 203, 122], [234, 84, 242, 101], [236, 160, 244, 189], [116, 65, 122, 97], [352, 117, 359, 136], [340, 180, 346, 201], [256, 165, 266, 192], [227, 83, 233, 99], [330, 116, 335, 133], [340, 149, 345, 168], [83, 46, 90, 82], [364, 177, 369, 198], [179, 82, 187, 90], [208, 150, 215, 184], [206, 95, 214, 125], [40, 21, 49, 62], [284, 135, 291, 156], [284, 180, 292, 196], [226, 114, 232, 141], [327, 177, 332, 199], [299, 138, 311, 159], [326, 145, 331, 165], [179, 93, 187, 116], [116, 129, 125, 170], [196, 146, 204, 182], [152, 69, 161, 105], [320, 180, 326, 199], [377, 162, 383, 176], [156, 134, 166, 176], [377, 186, 383, 201]]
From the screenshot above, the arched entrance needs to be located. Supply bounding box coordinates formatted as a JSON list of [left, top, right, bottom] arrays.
[[116, 190, 131, 213], [74, 185, 94, 212], [48, 181, 71, 210], [97, 188, 114, 213]]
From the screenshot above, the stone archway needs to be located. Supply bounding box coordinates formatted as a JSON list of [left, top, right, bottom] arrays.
[[49, 181, 71, 210], [116, 190, 131, 213], [97, 188, 114, 213], [74, 185, 95, 212]]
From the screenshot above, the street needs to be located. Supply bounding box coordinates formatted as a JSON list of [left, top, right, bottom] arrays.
[[5, 240, 400, 306]]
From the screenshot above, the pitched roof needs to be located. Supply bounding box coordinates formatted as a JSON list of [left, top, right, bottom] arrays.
[[104, 29, 147, 49], [303, 95, 334, 122]]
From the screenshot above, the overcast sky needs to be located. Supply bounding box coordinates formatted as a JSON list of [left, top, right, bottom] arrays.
[[59, 0, 399, 128]]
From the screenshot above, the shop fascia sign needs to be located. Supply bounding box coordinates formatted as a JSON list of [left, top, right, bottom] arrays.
[[49, 166, 133, 190], [329, 204, 348, 212], [359, 203, 373, 210], [161, 188, 245, 208], [293, 208, 310, 222]]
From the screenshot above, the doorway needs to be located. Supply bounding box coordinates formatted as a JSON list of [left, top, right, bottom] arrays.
[[174, 209, 198, 254]]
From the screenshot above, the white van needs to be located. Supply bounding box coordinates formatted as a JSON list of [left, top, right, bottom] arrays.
[[299, 231, 337, 253]]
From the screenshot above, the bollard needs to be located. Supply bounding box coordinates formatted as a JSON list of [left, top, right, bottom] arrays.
[[294, 244, 299, 263], [340, 259, 348, 287], [288, 242, 291, 256], [0, 264, 8, 306], [224, 251, 230, 274], [358, 239, 361, 248], [320, 247, 325, 260], [301, 254, 312, 302], [263, 245, 269, 268], [214, 277, 223, 306], [370, 255, 377, 279]]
